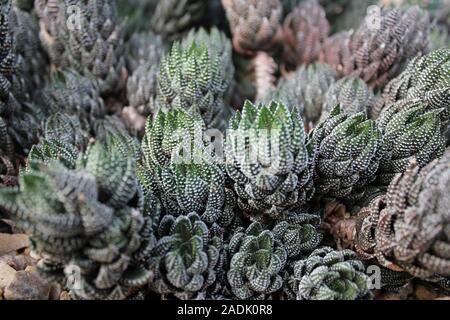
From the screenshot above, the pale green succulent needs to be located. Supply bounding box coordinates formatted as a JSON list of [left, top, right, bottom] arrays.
[[0, 135, 155, 300], [157, 42, 231, 131]]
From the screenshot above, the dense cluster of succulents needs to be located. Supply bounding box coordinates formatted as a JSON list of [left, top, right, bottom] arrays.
[[321, 6, 430, 89], [0, 0, 449, 302], [0, 135, 154, 299]]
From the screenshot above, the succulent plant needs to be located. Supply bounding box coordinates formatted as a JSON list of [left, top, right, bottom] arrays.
[[282, 0, 330, 70], [225, 100, 315, 221], [125, 32, 164, 118], [35, 0, 126, 96], [266, 63, 336, 125], [148, 212, 223, 300], [355, 150, 450, 278], [182, 27, 235, 100], [157, 41, 230, 131], [319, 30, 353, 74], [373, 48, 450, 121], [10, 3, 48, 102], [141, 110, 237, 230], [0, 135, 155, 300], [320, 76, 375, 122], [125, 31, 163, 74], [0, 0, 16, 116], [226, 222, 287, 299], [321, 6, 431, 90], [311, 105, 383, 202], [290, 247, 372, 300], [0, 152, 16, 187], [222, 0, 283, 57], [27, 113, 88, 169], [36, 70, 106, 129], [118, 0, 158, 35], [376, 103, 446, 185], [150, 0, 206, 41], [127, 63, 159, 119], [272, 210, 323, 259]]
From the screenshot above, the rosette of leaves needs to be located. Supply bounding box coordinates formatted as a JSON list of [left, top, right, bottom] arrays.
[[182, 27, 235, 100], [150, 0, 206, 41], [36, 70, 106, 129], [373, 48, 450, 121], [141, 110, 237, 229], [282, 0, 330, 70], [127, 61, 159, 117], [27, 113, 88, 170], [35, 0, 126, 96], [225, 100, 315, 221], [320, 76, 375, 122], [355, 151, 450, 278], [157, 42, 230, 131], [222, 0, 282, 57], [266, 63, 336, 125], [292, 247, 372, 300], [311, 105, 383, 202], [226, 222, 287, 299], [319, 30, 352, 74], [272, 210, 323, 259], [0, 136, 155, 300], [376, 103, 446, 185], [148, 212, 223, 300], [125, 31, 163, 74]]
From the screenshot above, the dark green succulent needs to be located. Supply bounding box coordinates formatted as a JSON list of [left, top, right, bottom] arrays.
[[225, 100, 315, 221], [151, 0, 206, 41], [36, 0, 126, 96], [272, 210, 323, 259], [149, 212, 223, 300], [374, 48, 450, 122], [311, 105, 383, 201], [226, 222, 287, 299], [292, 247, 372, 300], [141, 110, 237, 229], [376, 103, 446, 185]]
